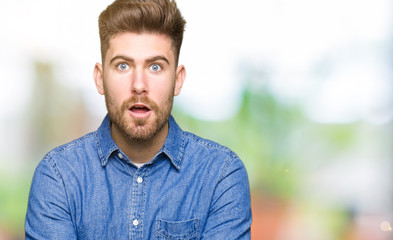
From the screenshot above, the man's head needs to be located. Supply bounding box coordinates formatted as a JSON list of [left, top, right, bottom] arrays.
[[98, 0, 186, 65], [94, 0, 186, 144]]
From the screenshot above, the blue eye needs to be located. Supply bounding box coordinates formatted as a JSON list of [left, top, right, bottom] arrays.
[[150, 64, 162, 72], [117, 63, 129, 71]]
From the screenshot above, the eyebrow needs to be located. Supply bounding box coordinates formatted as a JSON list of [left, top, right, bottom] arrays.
[[109, 55, 170, 65], [145, 56, 170, 65], [109, 55, 134, 65]]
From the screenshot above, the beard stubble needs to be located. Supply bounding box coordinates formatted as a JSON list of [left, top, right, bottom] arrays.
[[105, 92, 174, 143]]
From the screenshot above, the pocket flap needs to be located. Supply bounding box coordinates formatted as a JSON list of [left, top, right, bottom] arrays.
[[156, 219, 199, 239]]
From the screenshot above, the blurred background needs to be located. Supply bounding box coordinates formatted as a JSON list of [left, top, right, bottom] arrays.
[[1, 0, 392, 239]]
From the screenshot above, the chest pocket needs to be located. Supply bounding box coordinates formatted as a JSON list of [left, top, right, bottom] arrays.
[[155, 219, 199, 240]]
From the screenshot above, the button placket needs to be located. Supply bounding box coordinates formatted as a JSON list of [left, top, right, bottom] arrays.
[[129, 168, 147, 237], [133, 219, 139, 226], [137, 176, 143, 183]]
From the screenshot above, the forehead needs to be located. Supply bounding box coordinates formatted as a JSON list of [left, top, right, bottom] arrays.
[[106, 32, 175, 63]]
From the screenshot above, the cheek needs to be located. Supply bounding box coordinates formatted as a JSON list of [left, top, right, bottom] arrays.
[[150, 74, 176, 98], [104, 76, 131, 96], [152, 82, 175, 100], [104, 86, 129, 109]]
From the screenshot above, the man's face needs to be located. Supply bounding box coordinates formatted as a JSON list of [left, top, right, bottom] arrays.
[[94, 32, 185, 142]]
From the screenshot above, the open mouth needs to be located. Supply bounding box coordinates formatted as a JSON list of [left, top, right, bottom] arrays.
[[129, 103, 152, 118], [130, 105, 150, 113]]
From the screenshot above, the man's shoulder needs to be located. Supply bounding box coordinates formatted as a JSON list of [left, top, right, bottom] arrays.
[[181, 131, 239, 161], [42, 131, 97, 163], [182, 131, 229, 150], [179, 130, 247, 183], [31, 131, 99, 184]]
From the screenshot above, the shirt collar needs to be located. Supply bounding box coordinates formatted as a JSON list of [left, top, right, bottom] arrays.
[[96, 114, 185, 169], [161, 115, 185, 170], [96, 115, 118, 167]]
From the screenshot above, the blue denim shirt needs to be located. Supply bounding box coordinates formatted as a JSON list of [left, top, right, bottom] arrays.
[[25, 115, 252, 239]]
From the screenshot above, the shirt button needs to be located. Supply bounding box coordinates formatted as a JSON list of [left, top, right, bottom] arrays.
[[133, 219, 139, 226], [118, 153, 123, 159], [137, 177, 143, 183]]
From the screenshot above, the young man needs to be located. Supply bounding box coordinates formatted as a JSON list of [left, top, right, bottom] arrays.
[[25, 0, 252, 239]]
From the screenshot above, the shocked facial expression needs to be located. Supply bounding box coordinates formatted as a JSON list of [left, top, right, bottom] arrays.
[[94, 32, 185, 142]]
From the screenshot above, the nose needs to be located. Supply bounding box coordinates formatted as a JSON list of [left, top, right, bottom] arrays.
[[131, 68, 148, 94]]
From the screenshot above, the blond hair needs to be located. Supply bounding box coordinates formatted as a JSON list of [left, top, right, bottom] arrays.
[[98, 0, 186, 64]]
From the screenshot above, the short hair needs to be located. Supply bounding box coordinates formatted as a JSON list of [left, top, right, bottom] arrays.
[[98, 0, 186, 65]]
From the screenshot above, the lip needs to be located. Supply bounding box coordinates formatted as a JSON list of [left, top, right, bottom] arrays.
[[128, 103, 152, 119]]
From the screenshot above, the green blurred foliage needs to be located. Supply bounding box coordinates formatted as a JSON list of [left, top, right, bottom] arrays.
[[0, 166, 34, 239], [174, 77, 360, 201]]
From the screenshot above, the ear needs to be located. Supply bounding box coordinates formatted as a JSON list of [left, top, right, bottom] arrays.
[[174, 65, 186, 96], [93, 63, 105, 95]]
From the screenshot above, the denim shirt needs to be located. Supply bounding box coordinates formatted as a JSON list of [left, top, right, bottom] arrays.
[[25, 115, 252, 239]]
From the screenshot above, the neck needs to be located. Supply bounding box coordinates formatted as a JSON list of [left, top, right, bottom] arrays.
[[111, 122, 169, 164]]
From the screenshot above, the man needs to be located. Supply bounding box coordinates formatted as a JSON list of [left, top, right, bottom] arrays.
[[25, 0, 252, 239]]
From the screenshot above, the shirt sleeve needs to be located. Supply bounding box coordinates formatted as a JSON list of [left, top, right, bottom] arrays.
[[25, 156, 77, 240], [202, 154, 252, 239]]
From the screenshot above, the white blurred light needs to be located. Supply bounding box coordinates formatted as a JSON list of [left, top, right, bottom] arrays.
[[304, 57, 393, 124], [380, 221, 392, 232], [0, 0, 392, 123]]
